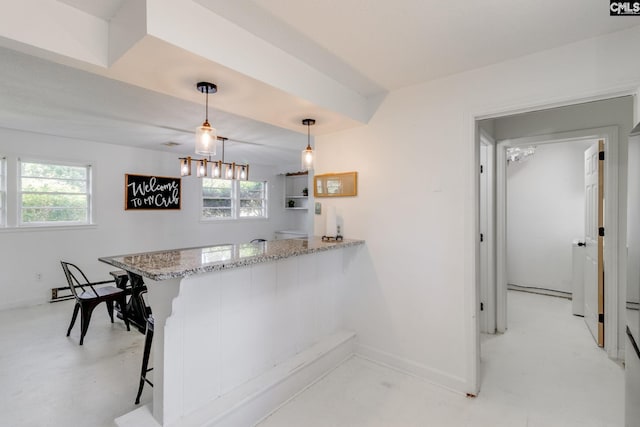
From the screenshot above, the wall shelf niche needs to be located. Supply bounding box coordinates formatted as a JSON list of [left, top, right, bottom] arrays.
[[284, 172, 309, 210]]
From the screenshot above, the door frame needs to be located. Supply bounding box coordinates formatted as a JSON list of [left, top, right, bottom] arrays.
[[479, 130, 496, 334], [495, 127, 619, 355], [467, 88, 638, 395]]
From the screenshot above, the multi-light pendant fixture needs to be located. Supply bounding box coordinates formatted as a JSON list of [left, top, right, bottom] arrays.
[[179, 81, 249, 180], [179, 137, 249, 180]]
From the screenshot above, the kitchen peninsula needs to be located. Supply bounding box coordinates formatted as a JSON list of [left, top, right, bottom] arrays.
[[100, 237, 364, 427]]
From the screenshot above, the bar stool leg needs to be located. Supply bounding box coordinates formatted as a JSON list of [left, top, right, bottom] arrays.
[[135, 316, 154, 404]]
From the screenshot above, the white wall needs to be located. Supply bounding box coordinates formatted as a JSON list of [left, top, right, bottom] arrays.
[[315, 26, 640, 394], [0, 128, 294, 309], [506, 141, 592, 293]]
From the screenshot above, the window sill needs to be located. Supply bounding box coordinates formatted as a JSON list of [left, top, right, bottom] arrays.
[[199, 217, 269, 224], [0, 224, 98, 233]]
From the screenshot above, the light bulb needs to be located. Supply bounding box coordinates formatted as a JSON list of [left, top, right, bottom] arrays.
[[196, 159, 207, 177], [180, 157, 191, 176]]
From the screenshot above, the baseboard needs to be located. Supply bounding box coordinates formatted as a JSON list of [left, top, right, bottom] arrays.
[[115, 405, 160, 427], [355, 343, 469, 395], [507, 283, 572, 299], [116, 330, 356, 427]]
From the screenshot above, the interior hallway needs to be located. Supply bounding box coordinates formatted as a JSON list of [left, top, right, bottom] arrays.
[[258, 291, 623, 427], [0, 291, 623, 427]]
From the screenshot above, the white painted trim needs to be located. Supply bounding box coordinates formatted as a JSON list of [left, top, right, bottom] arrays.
[[497, 126, 620, 358], [355, 344, 469, 395], [466, 115, 481, 394], [604, 128, 620, 359], [474, 86, 638, 122], [495, 143, 508, 333], [479, 130, 496, 334]]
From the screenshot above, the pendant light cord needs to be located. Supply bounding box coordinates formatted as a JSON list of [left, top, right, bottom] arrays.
[[205, 89, 209, 123]]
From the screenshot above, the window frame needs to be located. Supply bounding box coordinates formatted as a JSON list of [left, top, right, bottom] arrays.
[[238, 180, 268, 219], [17, 158, 93, 227], [201, 178, 235, 220], [201, 178, 268, 221]]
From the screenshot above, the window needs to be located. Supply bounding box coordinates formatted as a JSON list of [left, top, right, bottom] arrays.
[[239, 181, 267, 218], [202, 179, 267, 220], [18, 160, 92, 226], [202, 179, 233, 219], [0, 157, 5, 226]]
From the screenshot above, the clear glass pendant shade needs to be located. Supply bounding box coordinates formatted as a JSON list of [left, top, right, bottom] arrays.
[[196, 159, 208, 177], [301, 118, 315, 171], [195, 121, 217, 155], [180, 157, 192, 176], [301, 145, 314, 171]]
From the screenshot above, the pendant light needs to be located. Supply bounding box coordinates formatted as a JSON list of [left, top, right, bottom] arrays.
[[180, 156, 192, 177], [195, 82, 218, 156], [179, 137, 249, 180], [178, 81, 249, 180], [301, 118, 315, 171], [196, 159, 208, 177]]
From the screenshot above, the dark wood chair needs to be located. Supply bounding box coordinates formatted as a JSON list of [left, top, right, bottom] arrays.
[[60, 261, 130, 345]]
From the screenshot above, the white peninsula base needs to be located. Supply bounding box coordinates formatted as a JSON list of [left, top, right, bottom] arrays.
[[109, 241, 362, 427]]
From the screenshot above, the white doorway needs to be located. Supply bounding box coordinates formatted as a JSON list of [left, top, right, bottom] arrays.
[[471, 93, 636, 399], [493, 127, 619, 356]]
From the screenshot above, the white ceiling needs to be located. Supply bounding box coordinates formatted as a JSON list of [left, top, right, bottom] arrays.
[[2, 0, 638, 167], [245, 0, 640, 91]]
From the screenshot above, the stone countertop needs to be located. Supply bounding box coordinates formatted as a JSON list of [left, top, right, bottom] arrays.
[[99, 237, 364, 281]]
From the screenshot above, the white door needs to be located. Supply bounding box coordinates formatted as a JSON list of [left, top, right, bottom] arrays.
[[583, 140, 604, 347]]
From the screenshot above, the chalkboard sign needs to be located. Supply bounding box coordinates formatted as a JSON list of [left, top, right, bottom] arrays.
[[125, 174, 181, 210]]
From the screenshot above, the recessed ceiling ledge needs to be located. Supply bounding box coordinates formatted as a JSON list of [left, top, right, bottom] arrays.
[[108, 0, 148, 67], [0, 0, 110, 68], [145, 0, 371, 124]]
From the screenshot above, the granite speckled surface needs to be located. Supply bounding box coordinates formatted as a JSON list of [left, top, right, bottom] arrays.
[[99, 237, 364, 281]]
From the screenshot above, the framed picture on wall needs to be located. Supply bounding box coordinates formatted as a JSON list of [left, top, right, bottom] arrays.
[[124, 174, 181, 210]]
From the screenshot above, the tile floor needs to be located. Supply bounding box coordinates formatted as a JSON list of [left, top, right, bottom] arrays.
[[0, 291, 624, 427]]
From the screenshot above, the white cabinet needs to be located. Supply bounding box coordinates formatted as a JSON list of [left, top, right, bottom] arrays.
[[284, 172, 309, 210]]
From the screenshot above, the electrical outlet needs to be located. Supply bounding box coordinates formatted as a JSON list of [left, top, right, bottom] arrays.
[[35, 273, 42, 281]]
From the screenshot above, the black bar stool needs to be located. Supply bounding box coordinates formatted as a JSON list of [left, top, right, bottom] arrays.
[[135, 315, 154, 404]]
